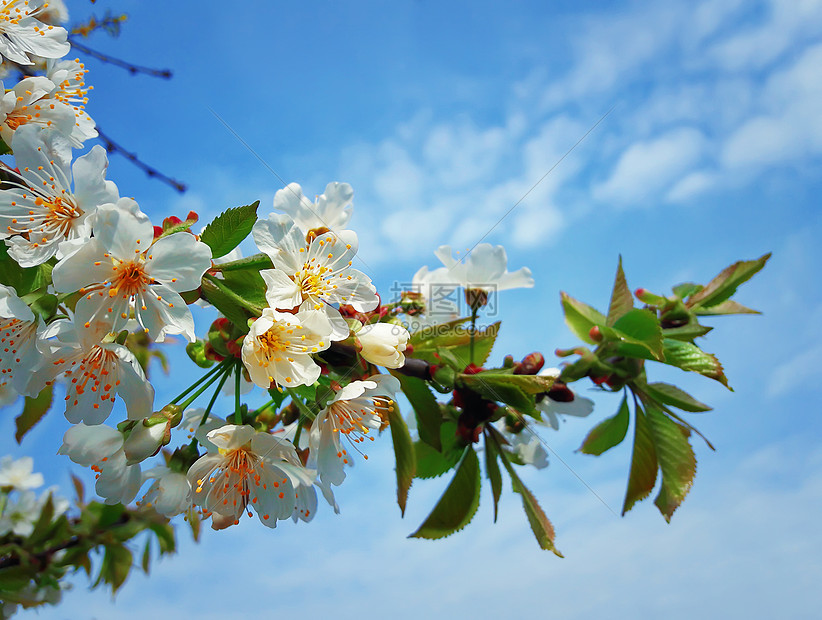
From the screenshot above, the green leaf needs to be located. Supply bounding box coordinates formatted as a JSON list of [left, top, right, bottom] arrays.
[[462, 371, 555, 395], [410, 322, 500, 367], [645, 403, 697, 522], [458, 374, 538, 418], [579, 394, 630, 455], [607, 256, 634, 326], [0, 244, 54, 297], [686, 253, 770, 310], [644, 382, 712, 412], [26, 494, 55, 546], [693, 299, 760, 315], [96, 545, 132, 593], [408, 446, 481, 540], [414, 422, 462, 479], [662, 319, 713, 342], [484, 430, 503, 522], [141, 540, 151, 574], [414, 441, 458, 479], [622, 405, 658, 515], [560, 292, 606, 344], [608, 308, 663, 360], [200, 277, 254, 331], [220, 269, 269, 308], [393, 373, 442, 451], [672, 282, 703, 299], [199, 201, 260, 258], [0, 135, 10, 155], [498, 447, 562, 556], [148, 523, 176, 554], [662, 338, 730, 389], [388, 400, 416, 516], [15, 384, 53, 443]]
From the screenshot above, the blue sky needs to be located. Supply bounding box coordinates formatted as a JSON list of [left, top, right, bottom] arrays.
[[4, 0, 822, 617]]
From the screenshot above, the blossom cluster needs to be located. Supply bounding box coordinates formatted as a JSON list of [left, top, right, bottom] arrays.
[[0, 1, 593, 539]]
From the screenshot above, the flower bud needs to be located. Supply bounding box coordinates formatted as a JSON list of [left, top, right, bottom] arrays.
[[355, 323, 410, 368], [514, 352, 545, 375], [589, 325, 603, 342], [124, 418, 171, 464], [464, 288, 488, 311]]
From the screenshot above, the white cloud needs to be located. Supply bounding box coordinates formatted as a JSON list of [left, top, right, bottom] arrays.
[[594, 127, 707, 205], [768, 344, 822, 397], [666, 169, 719, 202]]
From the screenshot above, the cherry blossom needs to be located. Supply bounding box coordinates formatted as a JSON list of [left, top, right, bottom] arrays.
[[434, 243, 534, 292], [253, 212, 377, 340], [0, 282, 44, 396], [34, 318, 154, 425], [272, 181, 353, 235], [0, 0, 69, 66], [51, 198, 212, 342], [309, 375, 399, 510], [0, 125, 118, 267], [187, 424, 315, 528], [241, 307, 331, 390]]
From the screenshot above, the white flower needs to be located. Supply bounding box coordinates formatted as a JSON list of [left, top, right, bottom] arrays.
[[52, 198, 212, 342], [241, 307, 331, 390], [140, 466, 191, 516], [180, 407, 225, 451], [510, 431, 549, 469], [309, 375, 399, 511], [57, 422, 141, 505], [273, 181, 353, 235], [187, 424, 315, 528], [535, 368, 594, 430], [401, 264, 459, 332], [0, 489, 39, 536], [37, 0, 68, 24], [0, 75, 80, 147], [0, 0, 69, 65], [0, 282, 44, 395], [95, 449, 142, 505], [253, 212, 377, 340], [0, 125, 118, 267], [34, 318, 154, 425], [434, 243, 534, 292], [45, 57, 97, 145], [355, 322, 409, 368], [0, 455, 43, 489]]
